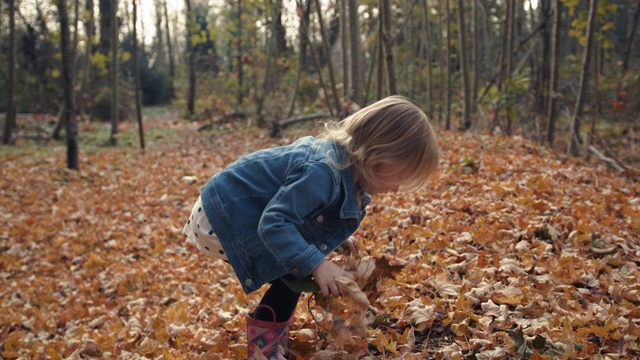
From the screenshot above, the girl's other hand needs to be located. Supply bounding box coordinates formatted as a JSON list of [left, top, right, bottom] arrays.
[[311, 260, 354, 297]]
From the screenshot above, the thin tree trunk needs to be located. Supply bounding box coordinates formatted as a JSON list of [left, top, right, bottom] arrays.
[[536, 0, 551, 115], [568, 0, 598, 156], [377, 7, 385, 100], [622, 0, 640, 72], [445, 0, 452, 130], [349, 0, 363, 105], [108, 0, 119, 146], [132, 0, 145, 149], [505, 0, 514, 135], [57, 0, 79, 169], [236, 0, 244, 110], [154, 0, 164, 66], [299, 5, 335, 117], [287, 0, 311, 117], [420, 0, 432, 118], [457, 0, 471, 130], [185, 0, 195, 115], [341, 0, 350, 99], [363, 36, 378, 104], [79, 0, 94, 122], [587, 34, 601, 162], [3, 0, 16, 144], [472, 0, 479, 116], [163, 0, 176, 99], [546, 0, 561, 147], [256, 1, 281, 126], [380, 0, 397, 95], [313, 0, 341, 113]]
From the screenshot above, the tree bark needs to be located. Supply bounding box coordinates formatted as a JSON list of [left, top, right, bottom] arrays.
[[3, 0, 16, 144], [622, 0, 640, 72], [132, 0, 145, 149], [445, 0, 452, 130], [236, 0, 245, 110], [380, 0, 397, 95], [286, 0, 311, 117], [568, 0, 598, 156], [349, 0, 363, 105], [546, 0, 561, 147], [313, 0, 341, 113], [185, 0, 195, 116], [163, 0, 176, 99], [107, 0, 119, 146], [420, 0, 433, 120], [457, 0, 472, 130], [340, 0, 350, 99], [78, 0, 94, 121], [505, 0, 515, 135], [255, 0, 282, 126], [57, 0, 79, 169]]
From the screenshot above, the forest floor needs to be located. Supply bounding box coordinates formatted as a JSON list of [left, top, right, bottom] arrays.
[[1, 108, 639, 359]]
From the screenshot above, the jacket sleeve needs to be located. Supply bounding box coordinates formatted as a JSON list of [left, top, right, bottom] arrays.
[[257, 162, 339, 279]]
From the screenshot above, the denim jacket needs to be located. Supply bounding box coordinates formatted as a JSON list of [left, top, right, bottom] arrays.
[[200, 136, 371, 294]]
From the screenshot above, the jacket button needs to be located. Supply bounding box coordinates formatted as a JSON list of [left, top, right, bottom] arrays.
[[291, 268, 299, 275], [244, 279, 253, 287], [348, 220, 356, 227], [319, 244, 328, 251], [317, 215, 324, 223]]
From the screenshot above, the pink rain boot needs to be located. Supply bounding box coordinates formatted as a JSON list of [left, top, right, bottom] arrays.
[[247, 305, 292, 360]]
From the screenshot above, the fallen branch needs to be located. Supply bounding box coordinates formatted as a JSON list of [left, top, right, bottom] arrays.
[[588, 145, 626, 173], [270, 112, 329, 137]]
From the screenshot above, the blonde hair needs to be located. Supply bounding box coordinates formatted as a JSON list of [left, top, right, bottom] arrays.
[[320, 95, 440, 191]]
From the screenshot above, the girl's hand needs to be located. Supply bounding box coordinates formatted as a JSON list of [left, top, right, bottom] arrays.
[[311, 260, 354, 297], [340, 237, 357, 254]]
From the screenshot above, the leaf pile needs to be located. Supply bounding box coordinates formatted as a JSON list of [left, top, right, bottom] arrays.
[[1, 121, 638, 359]]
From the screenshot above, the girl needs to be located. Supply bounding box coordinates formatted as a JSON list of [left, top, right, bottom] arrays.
[[183, 95, 440, 359]]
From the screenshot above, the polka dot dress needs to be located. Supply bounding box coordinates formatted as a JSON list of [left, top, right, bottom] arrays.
[[183, 196, 228, 260]]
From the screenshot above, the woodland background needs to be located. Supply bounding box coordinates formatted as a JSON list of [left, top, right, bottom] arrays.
[[1, 0, 639, 359]]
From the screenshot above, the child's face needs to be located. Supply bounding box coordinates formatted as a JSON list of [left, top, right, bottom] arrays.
[[361, 162, 407, 195]]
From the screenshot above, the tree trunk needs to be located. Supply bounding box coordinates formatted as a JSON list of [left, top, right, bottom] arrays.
[[3, 0, 16, 144], [79, 0, 94, 121], [340, 0, 350, 99], [622, 0, 640, 72], [505, 0, 515, 135], [445, 0, 452, 130], [108, 0, 119, 146], [348, 0, 363, 105], [99, 0, 112, 56], [132, 0, 145, 149], [536, 0, 551, 115], [420, 0, 433, 121], [185, 0, 195, 116], [286, 0, 311, 117], [153, 0, 165, 68], [546, 0, 561, 147], [255, 0, 282, 126], [380, 0, 397, 95], [57, 0, 79, 169], [568, 0, 598, 156], [377, 6, 385, 100], [313, 0, 341, 113], [457, 0, 471, 130], [471, 0, 479, 116], [163, 0, 176, 99], [236, 0, 244, 111]]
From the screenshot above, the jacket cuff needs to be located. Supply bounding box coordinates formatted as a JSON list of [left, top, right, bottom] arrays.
[[288, 245, 326, 279]]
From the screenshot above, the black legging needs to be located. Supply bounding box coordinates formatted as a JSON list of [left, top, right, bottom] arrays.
[[255, 277, 301, 322]]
